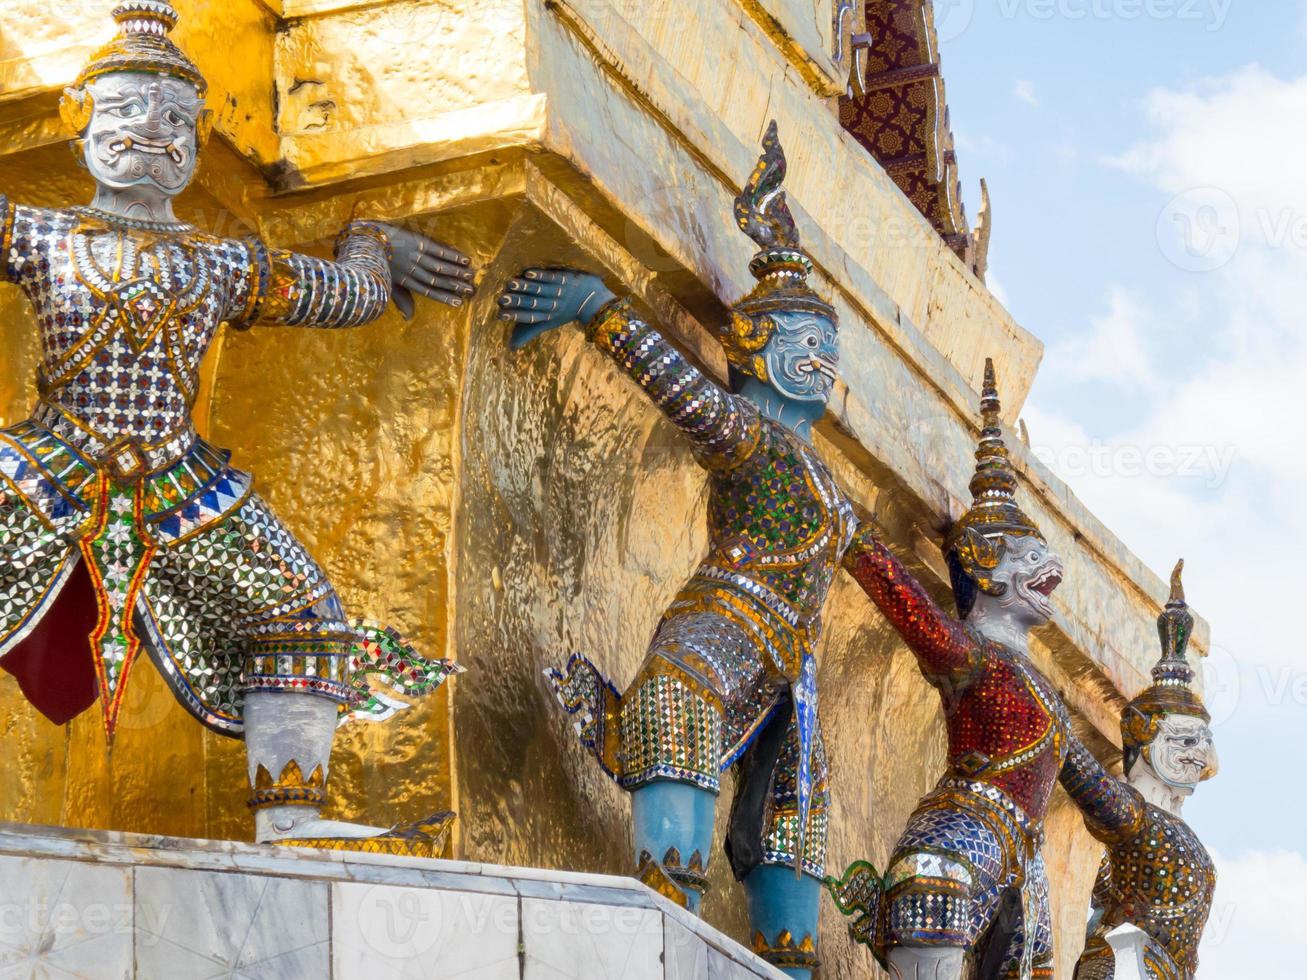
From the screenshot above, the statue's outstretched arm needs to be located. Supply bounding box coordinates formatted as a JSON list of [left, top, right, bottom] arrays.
[[1059, 735, 1145, 843], [232, 222, 475, 329], [499, 269, 758, 466], [842, 523, 986, 690]]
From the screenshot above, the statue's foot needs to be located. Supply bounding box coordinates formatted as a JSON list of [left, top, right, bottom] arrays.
[[266, 817, 390, 841], [266, 810, 457, 859], [885, 946, 965, 980]]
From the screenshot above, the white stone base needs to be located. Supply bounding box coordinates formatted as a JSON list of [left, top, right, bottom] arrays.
[[0, 822, 784, 979]]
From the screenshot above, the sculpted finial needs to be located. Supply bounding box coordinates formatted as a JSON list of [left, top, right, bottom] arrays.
[[734, 120, 800, 251], [1169, 558, 1185, 604]]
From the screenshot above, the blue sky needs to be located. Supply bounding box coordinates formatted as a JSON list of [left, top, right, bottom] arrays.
[[935, 0, 1307, 974]]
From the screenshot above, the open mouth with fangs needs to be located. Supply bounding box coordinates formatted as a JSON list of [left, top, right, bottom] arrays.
[[1019, 563, 1063, 618], [1029, 567, 1063, 597]]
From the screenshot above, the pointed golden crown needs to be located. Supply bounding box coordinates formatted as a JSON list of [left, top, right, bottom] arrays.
[[1122, 560, 1211, 752], [944, 358, 1044, 569], [76, 2, 206, 93], [721, 121, 836, 380]]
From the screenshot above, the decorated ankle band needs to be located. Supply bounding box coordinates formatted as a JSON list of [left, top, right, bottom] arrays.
[[752, 929, 819, 972], [636, 847, 710, 909], [248, 760, 326, 810], [648, 847, 709, 896]]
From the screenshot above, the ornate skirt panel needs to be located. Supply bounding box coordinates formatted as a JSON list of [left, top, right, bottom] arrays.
[[619, 610, 786, 793], [759, 714, 830, 878], [617, 610, 830, 877], [881, 781, 1053, 977], [0, 415, 354, 738], [0, 484, 83, 655], [139, 491, 354, 736]]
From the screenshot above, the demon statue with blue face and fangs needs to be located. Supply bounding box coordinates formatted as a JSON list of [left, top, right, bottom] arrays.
[[498, 122, 852, 979], [0, 1, 472, 854], [1061, 561, 1218, 980], [828, 362, 1071, 980]]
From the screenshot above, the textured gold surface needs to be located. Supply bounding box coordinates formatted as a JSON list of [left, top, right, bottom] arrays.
[[0, 4, 1187, 976]]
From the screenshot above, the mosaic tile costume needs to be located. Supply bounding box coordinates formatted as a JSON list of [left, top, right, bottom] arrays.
[[554, 298, 852, 868], [1062, 565, 1216, 980], [523, 124, 853, 977], [0, 1, 464, 852], [829, 362, 1069, 980]]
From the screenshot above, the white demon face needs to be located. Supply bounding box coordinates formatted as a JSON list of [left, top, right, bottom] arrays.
[[83, 72, 203, 197], [987, 535, 1064, 628], [1142, 713, 1218, 791]]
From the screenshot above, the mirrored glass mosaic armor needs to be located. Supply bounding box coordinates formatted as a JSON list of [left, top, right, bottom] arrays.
[[829, 361, 1069, 980], [501, 123, 856, 979], [1061, 563, 1217, 980], [0, 0, 472, 854]]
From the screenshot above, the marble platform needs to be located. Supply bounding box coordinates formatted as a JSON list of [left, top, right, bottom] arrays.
[[0, 823, 785, 979]]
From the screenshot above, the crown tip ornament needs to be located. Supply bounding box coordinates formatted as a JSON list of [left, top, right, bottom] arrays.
[[1123, 558, 1209, 752], [112, 0, 180, 35], [1153, 558, 1195, 688], [734, 120, 801, 255], [1168, 558, 1186, 604], [944, 357, 1043, 566]]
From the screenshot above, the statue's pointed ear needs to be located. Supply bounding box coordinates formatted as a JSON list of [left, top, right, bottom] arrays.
[[196, 107, 215, 147], [60, 86, 94, 137], [956, 526, 1005, 595]]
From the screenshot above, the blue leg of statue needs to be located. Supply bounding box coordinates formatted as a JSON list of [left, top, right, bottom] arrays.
[[744, 865, 821, 980], [630, 781, 717, 913]]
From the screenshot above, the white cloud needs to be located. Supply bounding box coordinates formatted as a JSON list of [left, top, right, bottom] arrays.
[[1042, 286, 1160, 391], [1014, 79, 1040, 107], [1199, 850, 1307, 978], [1109, 66, 1307, 228], [1027, 64, 1307, 676]]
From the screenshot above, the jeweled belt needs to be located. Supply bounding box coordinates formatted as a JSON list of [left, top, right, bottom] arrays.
[[935, 777, 1043, 849], [693, 564, 805, 630], [33, 400, 199, 477]]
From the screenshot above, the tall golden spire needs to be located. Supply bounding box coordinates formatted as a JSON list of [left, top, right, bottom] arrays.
[[944, 357, 1044, 561], [1122, 559, 1211, 754]]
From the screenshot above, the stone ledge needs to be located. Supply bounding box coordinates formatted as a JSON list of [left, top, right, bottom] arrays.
[[0, 822, 785, 979]]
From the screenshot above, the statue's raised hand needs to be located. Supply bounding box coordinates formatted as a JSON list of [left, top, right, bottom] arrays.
[[373, 222, 477, 318], [497, 269, 617, 349]]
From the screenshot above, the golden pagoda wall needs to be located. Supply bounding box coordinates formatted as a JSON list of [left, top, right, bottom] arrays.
[[0, 2, 1202, 976]]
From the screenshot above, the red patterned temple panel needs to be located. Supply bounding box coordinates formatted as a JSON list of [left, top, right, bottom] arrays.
[[839, 0, 987, 276]]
